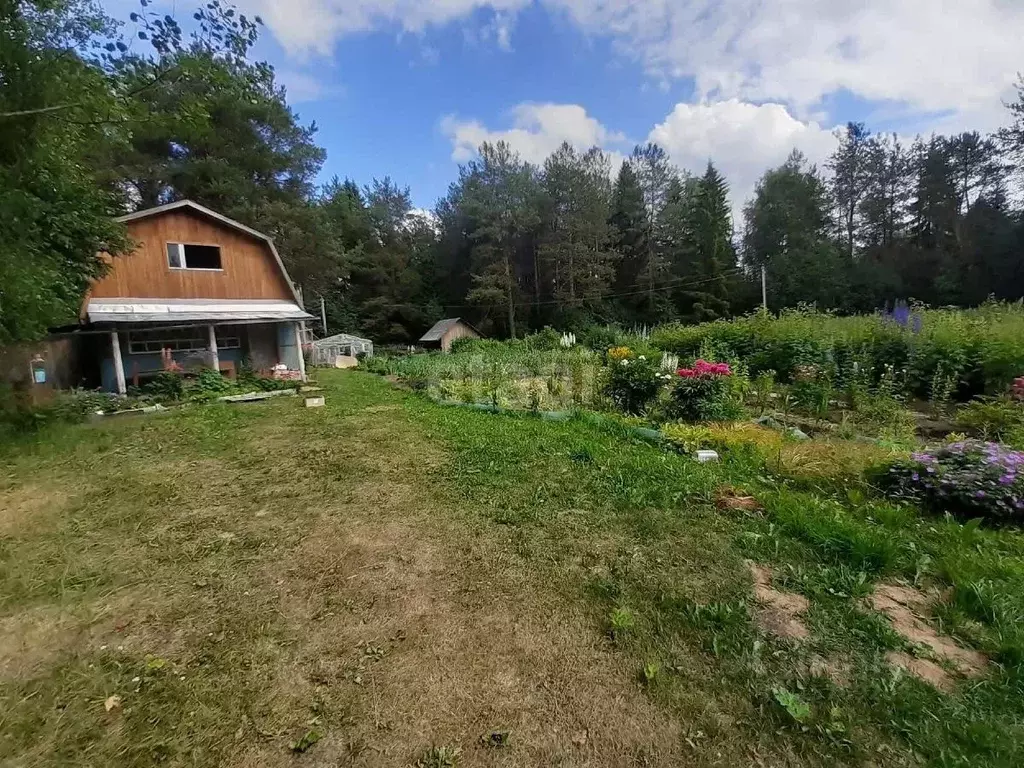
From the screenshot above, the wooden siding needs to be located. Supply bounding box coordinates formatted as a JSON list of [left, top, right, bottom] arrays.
[[89, 209, 294, 301], [441, 322, 480, 352]]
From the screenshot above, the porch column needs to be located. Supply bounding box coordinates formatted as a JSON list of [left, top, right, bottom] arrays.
[[110, 330, 126, 395], [293, 322, 307, 382], [207, 325, 220, 373]]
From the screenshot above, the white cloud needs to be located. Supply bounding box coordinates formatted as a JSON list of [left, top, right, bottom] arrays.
[[443, 99, 841, 217], [274, 69, 338, 103], [648, 99, 839, 219], [237, 0, 1023, 126], [552, 0, 1023, 122], [236, 0, 528, 56], [442, 103, 628, 166], [478, 11, 517, 51]]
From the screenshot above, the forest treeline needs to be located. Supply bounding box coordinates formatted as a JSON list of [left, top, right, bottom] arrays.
[[5, 0, 1024, 345]]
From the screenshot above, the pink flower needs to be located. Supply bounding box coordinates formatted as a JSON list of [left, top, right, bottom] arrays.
[[684, 359, 733, 377]]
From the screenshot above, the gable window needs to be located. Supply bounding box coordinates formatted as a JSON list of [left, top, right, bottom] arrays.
[[166, 243, 222, 270]]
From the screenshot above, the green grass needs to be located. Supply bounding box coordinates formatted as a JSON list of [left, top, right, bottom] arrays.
[[4, 370, 1024, 766], [401, 379, 1024, 767]]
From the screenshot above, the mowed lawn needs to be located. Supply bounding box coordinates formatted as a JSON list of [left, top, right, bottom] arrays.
[[3, 371, 1024, 767]]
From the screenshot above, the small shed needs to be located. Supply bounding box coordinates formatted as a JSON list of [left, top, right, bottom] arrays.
[[310, 333, 374, 367], [419, 318, 482, 352]]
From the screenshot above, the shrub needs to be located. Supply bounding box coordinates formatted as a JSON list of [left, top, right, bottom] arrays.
[[661, 424, 716, 454], [47, 390, 121, 422], [194, 369, 233, 393], [522, 327, 561, 351], [143, 371, 185, 400], [603, 349, 663, 415], [667, 360, 743, 422], [875, 441, 1024, 524], [790, 364, 833, 419], [849, 393, 917, 444], [955, 398, 1024, 443], [651, 303, 1024, 403], [186, 369, 235, 402], [1, 387, 130, 434], [662, 422, 782, 457], [449, 336, 487, 354], [581, 325, 620, 353]]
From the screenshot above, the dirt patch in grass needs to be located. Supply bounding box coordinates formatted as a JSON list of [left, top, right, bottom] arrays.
[[0, 483, 68, 536], [0, 587, 162, 682], [748, 562, 810, 641], [871, 582, 987, 685], [885, 652, 956, 691], [808, 655, 850, 687], [0, 605, 75, 681]]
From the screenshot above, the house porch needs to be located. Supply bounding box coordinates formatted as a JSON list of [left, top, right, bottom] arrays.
[[97, 321, 306, 393]]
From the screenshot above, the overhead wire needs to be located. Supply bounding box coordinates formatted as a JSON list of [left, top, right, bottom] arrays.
[[364, 268, 747, 311]]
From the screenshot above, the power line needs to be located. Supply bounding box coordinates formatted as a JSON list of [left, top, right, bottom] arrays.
[[369, 269, 745, 311]]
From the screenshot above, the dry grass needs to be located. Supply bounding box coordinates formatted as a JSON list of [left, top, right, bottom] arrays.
[[0, 374, 684, 767], [0, 483, 70, 538], [5, 370, 1024, 767]]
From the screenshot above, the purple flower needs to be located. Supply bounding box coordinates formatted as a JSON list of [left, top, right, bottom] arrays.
[[1001, 474, 1016, 485], [883, 301, 912, 328], [976, 490, 987, 499], [912, 473, 920, 481]]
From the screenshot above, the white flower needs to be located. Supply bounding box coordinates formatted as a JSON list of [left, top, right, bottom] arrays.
[[620, 360, 629, 366], [638, 355, 646, 361]]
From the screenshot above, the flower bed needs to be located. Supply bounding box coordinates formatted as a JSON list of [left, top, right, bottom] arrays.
[[668, 359, 742, 422], [877, 440, 1024, 523], [603, 349, 663, 414], [651, 303, 1024, 402]]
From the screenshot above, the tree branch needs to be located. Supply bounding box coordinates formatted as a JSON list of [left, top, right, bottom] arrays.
[[0, 65, 181, 121]]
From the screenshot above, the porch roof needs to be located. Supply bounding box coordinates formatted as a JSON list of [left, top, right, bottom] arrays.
[[86, 298, 313, 324]]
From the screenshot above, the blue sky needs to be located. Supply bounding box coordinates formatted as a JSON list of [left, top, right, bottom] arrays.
[[103, 0, 1024, 214]]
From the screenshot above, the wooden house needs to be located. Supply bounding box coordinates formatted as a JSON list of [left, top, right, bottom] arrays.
[[70, 200, 313, 393], [418, 318, 482, 352]]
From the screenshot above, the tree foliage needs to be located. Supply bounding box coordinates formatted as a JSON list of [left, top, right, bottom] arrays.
[[3, 0, 1024, 349], [0, 0, 131, 342]]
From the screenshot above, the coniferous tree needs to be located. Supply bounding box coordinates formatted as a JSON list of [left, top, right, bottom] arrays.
[[829, 123, 875, 263], [744, 151, 844, 309], [538, 144, 615, 320], [460, 142, 539, 338], [7, 0, 1024, 347], [609, 161, 647, 318], [678, 162, 735, 321], [629, 143, 677, 322]]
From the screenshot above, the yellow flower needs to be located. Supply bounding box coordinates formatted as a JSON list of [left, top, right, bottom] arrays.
[[608, 346, 633, 361]]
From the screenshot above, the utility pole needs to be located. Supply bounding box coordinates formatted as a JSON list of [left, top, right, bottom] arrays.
[[761, 266, 768, 311], [320, 296, 328, 337]]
